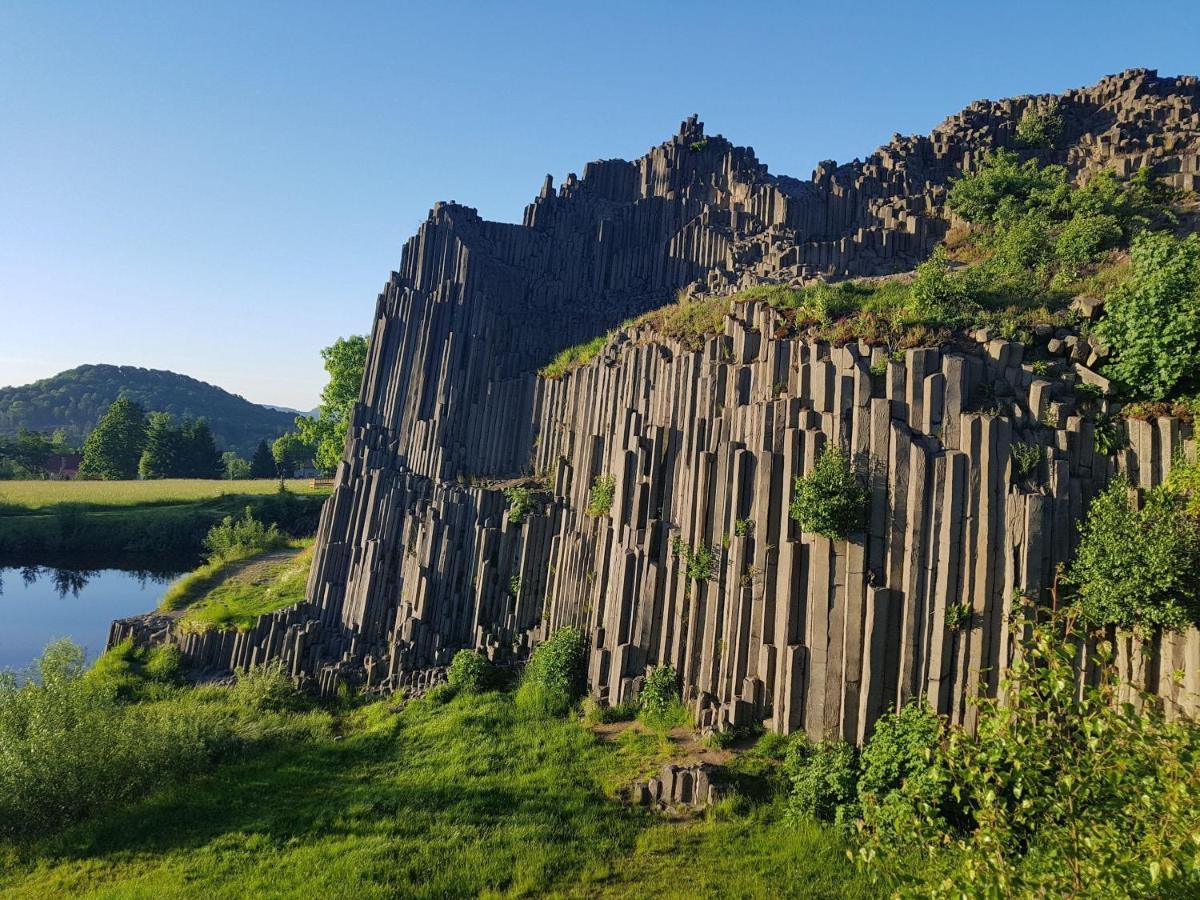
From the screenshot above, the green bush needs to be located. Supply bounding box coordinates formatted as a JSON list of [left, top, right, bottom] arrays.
[[0, 641, 323, 840], [447, 649, 491, 693], [515, 626, 588, 717], [1010, 441, 1042, 479], [1014, 101, 1064, 150], [143, 644, 184, 684], [503, 487, 536, 525], [909, 249, 979, 323], [857, 704, 949, 842], [1098, 231, 1200, 402], [858, 603, 1200, 897], [786, 737, 860, 830], [1067, 477, 1200, 631], [637, 664, 689, 730], [203, 507, 287, 562], [948, 149, 1070, 227], [231, 661, 306, 712], [586, 474, 616, 516], [1054, 212, 1122, 276], [789, 446, 868, 540]]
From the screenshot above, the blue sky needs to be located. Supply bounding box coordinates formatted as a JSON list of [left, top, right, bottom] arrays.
[[2, 1, 1197, 410]]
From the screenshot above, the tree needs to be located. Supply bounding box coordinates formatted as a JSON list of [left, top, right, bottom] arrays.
[[79, 397, 147, 479], [222, 451, 250, 480], [138, 413, 183, 479], [272, 432, 313, 477], [179, 419, 221, 478], [278, 335, 367, 476], [789, 445, 868, 540], [1098, 231, 1200, 401], [249, 440, 276, 478]]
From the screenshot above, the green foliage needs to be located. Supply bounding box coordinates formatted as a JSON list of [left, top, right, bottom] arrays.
[[909, 248, 979, 322], [1166, 455, 1200, 517], [637, 664, 688, 729], [734, 517, 752, 537], [515, 626, 588, 717], [586, 473, 616, 516], [0, 428, 71, 479], [249, 439, 276, 478], [1053, 211, 1122, 276], [0, 364, 296, 456], [638, 295, 728, 351], [1098, 231, 1200, 401], [0, 683, 872, 897], [447, 649, 492, 693], [1067, 477, 1200, 631], [231, 661, 306, 712], [504, 486, 536, 525], [538, 330, 618, 380], [178, 545, 312, 630], [857, 704, 947, 842], [948, 149, 1071, 227], [858, 603, 1200, 897], [1010, 441, 1042, 479], [221, 451, 250, 480], [1093, 412, 1126, 456], [274, 335, 368, 475], [1014, 100, 1064, 149], [79, 396, 147, 480], [789, 445, 868, 540], [786, 737, 860, 830], [0, 641, 325, 840], [202, 507, 287, 563], [138, 413, 222, 479]]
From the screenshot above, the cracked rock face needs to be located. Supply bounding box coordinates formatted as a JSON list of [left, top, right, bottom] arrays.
[[114, 70, 1200, 737]]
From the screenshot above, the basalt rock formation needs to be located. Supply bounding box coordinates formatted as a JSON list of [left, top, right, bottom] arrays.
[[112, 69, 1200, 737]]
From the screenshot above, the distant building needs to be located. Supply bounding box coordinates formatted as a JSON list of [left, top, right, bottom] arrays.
[[45, 453, 82, 479]]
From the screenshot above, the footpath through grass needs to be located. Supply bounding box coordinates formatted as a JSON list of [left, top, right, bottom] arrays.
[[0, 680, 873, 899], [170, 544, 314, 630]]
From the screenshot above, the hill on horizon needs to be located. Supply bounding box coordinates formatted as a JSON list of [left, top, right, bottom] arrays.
[[0, 364, 302, 456]]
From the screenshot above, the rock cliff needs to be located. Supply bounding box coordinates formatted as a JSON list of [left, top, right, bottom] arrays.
[[112, 69, 1200, 737]]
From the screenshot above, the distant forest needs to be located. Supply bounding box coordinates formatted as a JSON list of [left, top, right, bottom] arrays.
[[0, 365, 298, 455]]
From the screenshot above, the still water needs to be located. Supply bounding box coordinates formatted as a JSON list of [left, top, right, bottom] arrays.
[[0, 566, 183, 671]]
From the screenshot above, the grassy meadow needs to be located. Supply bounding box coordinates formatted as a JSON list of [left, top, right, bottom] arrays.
[[0, 478, 328, 513], [171, 544, 314, 631], [0, 658, 874, 899], [0, 480, 330, 566]]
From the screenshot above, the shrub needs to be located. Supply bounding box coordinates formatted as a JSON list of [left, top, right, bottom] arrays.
[[858, 603, 1200, 898], [1054, 212, 1122, 276], [909, 249, 978, 323], [231, 661, 305, 712], [857, 703, 948, 841], [1098, 231, 1200, 402], [947, 149, 1070, 227], [637, 664, 689, 730], [515, 626, 588, 717], [504, 487, 536, 525], [1014, 100, 1064, 150], [789, 446, 868, 540], [203, 507, 286, 562], [586, 474, 616, 516], [1010, 441, 1042, 479], [1067, 478, 1200, 631], [143, 645, 184, 684], [447, 649, 491, 693], [786, 737, 860, 830], [685, 544, 716, 582]]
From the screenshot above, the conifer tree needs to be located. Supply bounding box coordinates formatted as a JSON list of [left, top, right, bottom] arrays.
[[79, 396, 147, 479]]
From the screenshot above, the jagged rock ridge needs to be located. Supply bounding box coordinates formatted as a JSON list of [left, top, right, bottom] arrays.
[[111, 69, 1200, 736]]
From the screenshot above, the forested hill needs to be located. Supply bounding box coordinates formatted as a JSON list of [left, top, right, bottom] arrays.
[[0, 365, 299, 454]]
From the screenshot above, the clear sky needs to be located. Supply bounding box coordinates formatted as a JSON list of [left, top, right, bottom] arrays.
[[2, 1, 1197, 409]]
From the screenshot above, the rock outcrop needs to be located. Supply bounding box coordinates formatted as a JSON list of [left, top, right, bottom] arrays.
[[111, 69, 1200, 737]]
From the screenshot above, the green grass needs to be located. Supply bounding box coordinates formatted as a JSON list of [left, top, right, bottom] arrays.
[[0, 479, 327, 513], [176, 544, 313, 630], [0, 682, 877, 898], [0, 484, 328, 565]]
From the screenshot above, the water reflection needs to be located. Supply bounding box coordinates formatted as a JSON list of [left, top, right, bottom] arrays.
[[0, 566, 174, 599], [0, 565, 185, 671]]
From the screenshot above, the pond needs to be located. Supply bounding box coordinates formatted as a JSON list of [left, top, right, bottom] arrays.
[[0, 565, 185, 672]]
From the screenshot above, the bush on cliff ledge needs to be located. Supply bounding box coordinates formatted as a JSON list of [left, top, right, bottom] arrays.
[[789, 445, 868, 540]]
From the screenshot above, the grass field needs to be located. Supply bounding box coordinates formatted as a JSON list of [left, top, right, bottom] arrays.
[[0, 683, 875, 899], [0, 481, 330, 566], [0, 479, 328, 513]]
